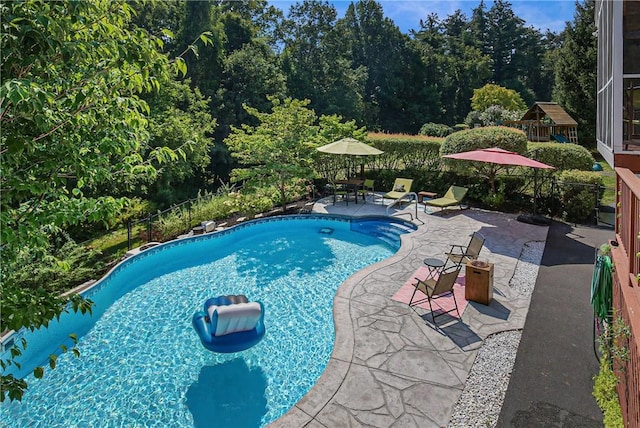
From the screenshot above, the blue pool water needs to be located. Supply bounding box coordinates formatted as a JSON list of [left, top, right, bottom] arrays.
[[0, 215, 414, 427]]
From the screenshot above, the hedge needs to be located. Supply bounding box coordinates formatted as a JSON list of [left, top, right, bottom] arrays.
[[557, 169, 605, 223], [441, 126, 528, 156], [365, 133, 442, 171], [528, 142, 595, 171]]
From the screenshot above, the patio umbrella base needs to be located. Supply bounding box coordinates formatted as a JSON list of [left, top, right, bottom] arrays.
[[517, 214, 552, 226]]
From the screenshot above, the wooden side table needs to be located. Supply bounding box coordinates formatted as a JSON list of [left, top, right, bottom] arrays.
[[465, 261, 494, 305], [418, 191, 437, 203]]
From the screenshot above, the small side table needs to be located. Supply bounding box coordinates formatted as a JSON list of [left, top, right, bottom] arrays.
[[418, 191, 437, 203], [465, 261, 494, 305], [423, 257, 445, 279]]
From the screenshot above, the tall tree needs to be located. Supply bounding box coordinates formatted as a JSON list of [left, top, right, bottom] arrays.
[[441, 10, 492, 123], [553, 0, 597, 145], [339, 0, 433, 132], [413, 11, 490, 124], [141, 79, 217, 207], [179, 1, 225, 100], [469, 0, 489, 56], [0, 0, 188, 401], [469, 0, 552, 105], [217, 42, 287, 139], [130, 0, 185, 56], [280, 0, 365, 122]]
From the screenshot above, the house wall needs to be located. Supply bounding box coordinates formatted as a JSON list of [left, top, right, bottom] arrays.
[[611, 167, 640, 427], [596, 0, 640, 167]]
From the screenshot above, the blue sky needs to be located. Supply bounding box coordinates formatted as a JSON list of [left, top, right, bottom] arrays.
[[272, 1, 577, 34]]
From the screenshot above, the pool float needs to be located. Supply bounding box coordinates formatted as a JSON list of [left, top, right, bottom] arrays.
[[192, 295, 265, 353]]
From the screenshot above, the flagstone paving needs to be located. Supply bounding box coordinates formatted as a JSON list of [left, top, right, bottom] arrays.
[[269, 195, 549, 428]]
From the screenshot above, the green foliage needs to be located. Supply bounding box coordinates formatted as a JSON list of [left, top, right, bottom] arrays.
[[365, 133, 442, 171], [226, 97, 319, 211], [338, 0, 437, 133], [478, 105, 524, 126], [528, 142, 595, 171], [593, 359, 624, 428], [419, 123, 454, 137], [593, 313, 630, 428], [441, 126, 528, 155], [0, 0, 208, 401], [7, 236, 105, 295], [411, 12, 491, 125], [280, 0, 365, 123], [471, 84, 527, 112], [151, 190, 274, 241], [143, 78, 217, 207], [557, 170, 604, 223], [553, 0, 597, 146]]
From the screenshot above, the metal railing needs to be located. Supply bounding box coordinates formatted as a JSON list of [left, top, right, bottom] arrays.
[[126, 198, 198, 250]]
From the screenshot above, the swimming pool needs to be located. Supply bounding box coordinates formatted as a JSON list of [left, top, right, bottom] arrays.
[[1, 215, 415, 427]]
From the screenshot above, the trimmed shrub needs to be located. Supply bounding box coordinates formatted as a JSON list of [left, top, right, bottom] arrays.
[[365, 133, 442, 171], [441, 126, 528, 156], [419, 122, 454, 137], [464, 110, 483, 128], [528, 142, 595, 171], [453, 124, 469, 132], [557, 169, 604, 223]]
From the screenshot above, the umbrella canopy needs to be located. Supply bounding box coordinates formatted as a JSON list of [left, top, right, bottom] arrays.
[[317, 138, 383, 156], [442, 147, 555, 169]]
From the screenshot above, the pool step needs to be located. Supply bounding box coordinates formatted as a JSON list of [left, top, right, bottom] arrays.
[[350, 220, 414, 248]]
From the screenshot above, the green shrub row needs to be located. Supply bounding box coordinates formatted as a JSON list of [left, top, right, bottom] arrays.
[[365, 133, 442, 171]]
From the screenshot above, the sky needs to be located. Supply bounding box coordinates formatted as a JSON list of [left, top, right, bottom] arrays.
[[272, 1, 578, 35]]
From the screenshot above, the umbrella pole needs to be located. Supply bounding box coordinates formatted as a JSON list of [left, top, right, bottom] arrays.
[[533, 169, 538, 215]]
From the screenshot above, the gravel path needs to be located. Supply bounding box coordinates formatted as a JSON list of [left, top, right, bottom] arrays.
[[448, 240, 545, 428]]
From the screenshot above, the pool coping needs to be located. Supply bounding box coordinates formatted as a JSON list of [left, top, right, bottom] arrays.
[[269, 196, 550, 427]]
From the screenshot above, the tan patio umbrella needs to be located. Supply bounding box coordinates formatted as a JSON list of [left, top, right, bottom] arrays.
[[316, 137, 383, 178]]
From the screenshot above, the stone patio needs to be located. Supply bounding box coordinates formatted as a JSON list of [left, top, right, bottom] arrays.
[[269, 194, 549, 427]]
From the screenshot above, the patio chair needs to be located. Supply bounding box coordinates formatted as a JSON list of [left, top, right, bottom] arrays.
[[445, 232, 485, 266], [424, 185, 468, 212], [383, 178, 414, 205], [409, 265, 462, 325], [332, 182, 352, 205], [357, 179, 375, 203]]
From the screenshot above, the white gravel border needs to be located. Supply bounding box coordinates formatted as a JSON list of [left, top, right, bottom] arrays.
[[448, 240, 545, 428]]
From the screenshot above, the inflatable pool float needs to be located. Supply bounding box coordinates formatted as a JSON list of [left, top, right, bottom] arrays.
[[192, 295, 265, 353]]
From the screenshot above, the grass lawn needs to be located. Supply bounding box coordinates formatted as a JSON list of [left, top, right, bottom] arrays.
[[593, 154, 616, 206], [86, 223, 146, 259]]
